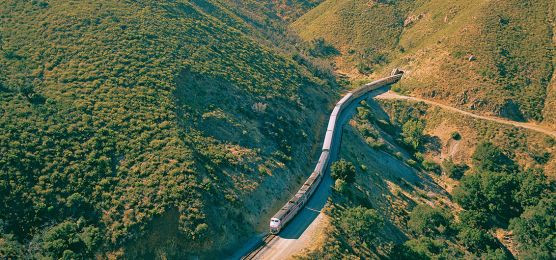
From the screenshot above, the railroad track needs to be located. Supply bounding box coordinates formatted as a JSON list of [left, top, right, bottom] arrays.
[[241, 234, 277, 260]]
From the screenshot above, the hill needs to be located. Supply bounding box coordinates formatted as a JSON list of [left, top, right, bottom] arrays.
[[0, 0, 334, 258], [292, 0, 555, 124]]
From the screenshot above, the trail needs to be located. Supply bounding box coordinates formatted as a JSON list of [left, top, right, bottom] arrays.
[[375, 91, 556, 138]]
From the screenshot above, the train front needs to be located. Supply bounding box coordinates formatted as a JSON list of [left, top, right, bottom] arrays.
[[269, 218, 281, 234]]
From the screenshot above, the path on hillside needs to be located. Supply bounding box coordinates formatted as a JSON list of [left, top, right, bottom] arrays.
[[375, 91, 556, 138]]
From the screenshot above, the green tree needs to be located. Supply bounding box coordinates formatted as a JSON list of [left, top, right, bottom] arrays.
[[0, 233, 23, 258], [408, 205, 452, 236], [514, 168, 548, 208], [509, 194, 555, 259], [331, 159, 356, 183], [453, 171, 520, 222], [401, 119, 425, 150], [458, 210, 489, 229], [334, 178, 347, 193], [32, 220, 101, 259], [441, 158, 468, 180], [337, 206, 383, 246], [472, 142, 516, 173], [457, 227, 497, 252]]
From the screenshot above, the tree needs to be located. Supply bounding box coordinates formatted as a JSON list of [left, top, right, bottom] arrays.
[[408, 205, 452, 236], [337, 206, 383, 246], [472, 142, 516, 173], [401, 119, 425, 150], [514, 168, 548, 208], [31, 220, 101, 259], [0, 233, 24, 258], [442, 158, 468, 180], [457, 227, 497, 252], [509, 195, 556, 259], [331, 159, 356, 183], [334, 179, 347, 193], [453, 171, 520, 222], [458, 210, 489, 229]]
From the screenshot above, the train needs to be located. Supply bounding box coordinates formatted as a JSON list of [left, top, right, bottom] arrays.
[[269, 69, 404, 234]]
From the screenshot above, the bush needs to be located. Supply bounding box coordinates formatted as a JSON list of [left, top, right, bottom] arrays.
[[401, 119, 425, 151], [422, 160, 441, 174], [334, 179, 347, 193], [472, 142, 516, 173], [441, 158, 468, 180], [331, 159, 356, 183], [336, 206, 383, 245], [408, 205, 452, 236], [451, 131, 461, 140], [509, 195, 556, 259], [453, 171, 520, 222], [457, 227, 497, 252]]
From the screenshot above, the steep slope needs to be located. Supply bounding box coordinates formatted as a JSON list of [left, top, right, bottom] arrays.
[[292, 0, 555, 124], [0, 0, 334, 258]]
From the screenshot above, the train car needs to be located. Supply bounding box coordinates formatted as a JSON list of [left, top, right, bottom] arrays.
[[269, 152, 329, 234], [322, 130, 333, 151], [336, 92, 353, 108]]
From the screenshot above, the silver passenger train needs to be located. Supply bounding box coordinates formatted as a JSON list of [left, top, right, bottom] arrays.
[[269, 69, 404, 234]]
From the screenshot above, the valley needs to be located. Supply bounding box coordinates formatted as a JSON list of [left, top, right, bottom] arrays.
[[1, 0, 554, 259]]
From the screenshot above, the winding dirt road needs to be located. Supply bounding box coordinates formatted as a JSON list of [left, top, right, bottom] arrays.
[[375, 91, 556, 138]]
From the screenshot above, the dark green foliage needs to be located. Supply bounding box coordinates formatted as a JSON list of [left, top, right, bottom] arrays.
[[331, 159, 356, 183], [421, 160, 441, 174], [472, 142, 517, 173], [514, 168, 549, 208], [451, 131, 461, 140], [388, 243, 429, 260], [0, 233, 23, 259], [336, 206, 383, 246], [407, 205, 452, 237], [455, 143, 552, 226], [357, 62, 374, 75], [453, 171, 520, 222], [457, 227, 497, 252], [402, 237, 463, 259], [308, 37, 339, 57], [509, 194, 556, 259], [30, 219, 101, 259], [458, 210, 490, 229], [401, 119, 425, 151], [442, 158, 468, 180]]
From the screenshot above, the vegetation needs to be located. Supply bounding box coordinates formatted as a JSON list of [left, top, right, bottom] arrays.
[[294, 0, 556, 124], [331, 159, 356, 183], [441, 158, 468, 180], [311, 94, 555, 258], [1, 0, 334, 257], [407, 205, 452, 237]]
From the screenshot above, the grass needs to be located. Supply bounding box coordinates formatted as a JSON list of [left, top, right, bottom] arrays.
[[293, 0, 555, 123]]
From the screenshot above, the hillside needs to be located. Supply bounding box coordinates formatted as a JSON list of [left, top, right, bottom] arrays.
[[0, 0, 334, 258], [292, 0, 555, 124], [299, 94, 555, 259]]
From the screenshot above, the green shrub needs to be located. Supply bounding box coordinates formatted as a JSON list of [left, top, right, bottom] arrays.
[[442, 158, 468, 180], [408, 205, 453, 236], [422, 160, 441, 174], [331, 159, 356, 183], [451, 131, 461, 140]]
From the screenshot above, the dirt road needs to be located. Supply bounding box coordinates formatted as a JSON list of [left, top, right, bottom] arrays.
[[375, 91, 556, 138]]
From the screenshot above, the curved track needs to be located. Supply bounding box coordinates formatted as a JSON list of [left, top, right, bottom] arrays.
[[237, 73, 403, 259]]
